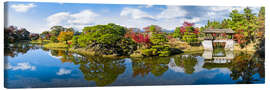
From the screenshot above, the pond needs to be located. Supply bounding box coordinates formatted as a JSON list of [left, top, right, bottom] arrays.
[[4, 42, 265, 88]]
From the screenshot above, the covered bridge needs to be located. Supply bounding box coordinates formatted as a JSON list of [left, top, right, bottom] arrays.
[[202, 29, 235, 50]]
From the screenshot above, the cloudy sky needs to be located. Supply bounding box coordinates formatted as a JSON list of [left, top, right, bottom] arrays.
[[5, 2, 260, 33]]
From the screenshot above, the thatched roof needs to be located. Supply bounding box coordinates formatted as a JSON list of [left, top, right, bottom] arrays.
[[203, 29, 235, 34]]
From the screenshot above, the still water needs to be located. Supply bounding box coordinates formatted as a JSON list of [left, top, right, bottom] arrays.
[[4, 42, 265, 88]]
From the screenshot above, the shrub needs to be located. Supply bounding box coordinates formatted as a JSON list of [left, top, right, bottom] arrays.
[[152, 45, 170, 51], [118, 38, 137, 55], [141, 45, 175, 57], [50, 36, 58, 43], [142, 49, 156, 56], [158, 50, 171, 56], [72, 23, 138, 56], [57, 31, 74, 44]]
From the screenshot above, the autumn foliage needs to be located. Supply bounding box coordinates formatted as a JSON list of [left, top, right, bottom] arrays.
[[173, 21, 200, 45], [125, 32, 150, 45], [57, 31, 74, 44]]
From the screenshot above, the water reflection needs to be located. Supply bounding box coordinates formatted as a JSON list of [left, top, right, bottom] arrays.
[[170, 55, 198, 74], [230, 52, 265, 83], [49, 50, 126, 86], [131, 57, 170, 77], [4, 43, 265, 88], [4, 42, 40, 57], [202, 49, 234, 60]]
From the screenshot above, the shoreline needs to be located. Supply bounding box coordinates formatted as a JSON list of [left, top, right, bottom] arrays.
[[41, 42, 258, 58]]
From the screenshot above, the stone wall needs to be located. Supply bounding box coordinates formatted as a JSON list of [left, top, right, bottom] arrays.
[[202, 40, 213, 50], [224, 40, 234, 51], [202, 40, 234, 51]]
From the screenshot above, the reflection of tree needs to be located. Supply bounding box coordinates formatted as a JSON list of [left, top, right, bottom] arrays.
[[50, 50, 59, 56], [212, 48, 226, 57], [50, 50, 126, 86], [50, 50, 74, 63], [203, 62, 231, 70], [41, 47, 50, 51], [73, 56, 126, 86], [229, 52, 265, 84], [4, 42, 39, 57], [131, 57, 170, 77], [174, 55, 198, 74], [51, 50, 127, 86]]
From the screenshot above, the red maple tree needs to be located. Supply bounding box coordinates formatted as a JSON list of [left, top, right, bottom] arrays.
[[125, 32, 150, 45]]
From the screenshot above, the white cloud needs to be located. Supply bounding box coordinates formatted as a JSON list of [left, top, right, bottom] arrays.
[[210, 6, 249, 12], [11, 3, 36, 13], [46, 6, 198, 31], [184, 17, 201, 23], [44, 6, 260, 32], [210, 7, 233, 12], [145, 5, 153, 8], [68, 10, 98, 25], [207, 12, 217, 17], [138, 5, 153, 8], [157, 6, 187, 19], [195, 24, 203, 27], [56, 68, 72, 75], [46, 10, 99, 27], [204, 6, 261, 22], [5, 62, 36, 71], [120, 7, 154, 19], [117, 6, 197, 30], [47, 12, 70, 26]]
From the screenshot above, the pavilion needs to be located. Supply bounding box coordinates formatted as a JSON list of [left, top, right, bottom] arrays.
[[202, 29, 235, 51]]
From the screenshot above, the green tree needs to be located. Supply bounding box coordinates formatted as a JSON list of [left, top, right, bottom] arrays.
[[65, 27, 74, 32], [41, 31, 50, 40], [144, 25, 162, 33], [82, 23, 126, 45], [50, 26, 65, 36], [74, 23, 137, 55], [150, 33, 168, 45], [173, 27, 181, 38], [256, 7, 265, 39], [50, 36, 58, 43], [228, 7, 258, 48], [57, 31, 74, 44]]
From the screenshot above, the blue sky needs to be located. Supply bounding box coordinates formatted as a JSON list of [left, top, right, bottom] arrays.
[[5, 2, 261, 33]]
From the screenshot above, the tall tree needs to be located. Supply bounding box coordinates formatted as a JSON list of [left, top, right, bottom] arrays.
[[174, 21, 199, 45], [50, 26, 65, 36], [256, 7, 265, 39], [57, 31, 74, 44]]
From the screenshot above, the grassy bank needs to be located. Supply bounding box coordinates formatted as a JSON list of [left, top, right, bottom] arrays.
[[182, 46, 204, 52], [43, 42, 68, 48], [30, 40, 50, 44], [42, 41, 201, 58], [43, 43, 121, 58], [69, 48, 122, 58], [41, 41, 257, 58]]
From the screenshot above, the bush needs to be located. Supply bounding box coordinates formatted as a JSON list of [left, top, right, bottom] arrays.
[[141, 45, 177, 57], [50, 36, 58, 43], [118, 38, 137, 55], [152, 45, 170, 51], [170, 48, 183, 55], [158, 50, 171, 56], [141, 49, 156, 56], [72, 23, 132, 55]]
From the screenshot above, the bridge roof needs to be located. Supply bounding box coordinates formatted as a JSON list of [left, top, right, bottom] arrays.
[[203, 29, 235, 34]]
